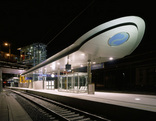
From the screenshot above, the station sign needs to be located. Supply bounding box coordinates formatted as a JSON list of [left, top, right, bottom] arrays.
[[91, 63, 104, 70], [25, 77, 32, 80]]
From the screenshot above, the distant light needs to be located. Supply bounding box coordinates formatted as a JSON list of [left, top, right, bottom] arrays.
[[109, 57, 113, 60], [80, 65, 83, 67], [68, 69, 71, 72], [57, 63, 60, 65], [4, 43, 8, 46], [93, 62, 96, 64], [51, 63, 55, 70], [135, 98, 141, 101], [17, 48, 21, 50], [51, 74, 55, 78], [6, 53, 10, 56], [81, 53, 85, 56]]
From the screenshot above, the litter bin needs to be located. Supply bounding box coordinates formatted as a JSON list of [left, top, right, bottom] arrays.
[[88, 83, 95, 94]]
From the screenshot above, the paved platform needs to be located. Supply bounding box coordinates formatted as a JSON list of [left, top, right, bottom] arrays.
[[10, 87, 156, 112], [0, 90, 32, 121], [10, 87, 156, 121]]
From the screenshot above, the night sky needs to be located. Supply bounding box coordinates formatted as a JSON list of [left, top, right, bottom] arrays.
[[0, 0, 155, 58]]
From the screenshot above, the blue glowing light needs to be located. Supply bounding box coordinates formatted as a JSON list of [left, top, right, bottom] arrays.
[[108, 32, 129, 46]]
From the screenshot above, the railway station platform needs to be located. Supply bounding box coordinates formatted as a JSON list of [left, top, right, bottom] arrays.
[[0, 90, 32, 121], [10, 87, 156, 121]]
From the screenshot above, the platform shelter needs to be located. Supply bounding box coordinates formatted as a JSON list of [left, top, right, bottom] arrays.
[[20, 16, 145, 94]]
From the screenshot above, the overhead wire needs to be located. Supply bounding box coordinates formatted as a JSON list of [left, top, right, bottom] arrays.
[[46, 0, 95, 46]]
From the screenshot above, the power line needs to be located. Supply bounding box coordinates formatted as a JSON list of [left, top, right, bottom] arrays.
[[46, 0, 94, 46]]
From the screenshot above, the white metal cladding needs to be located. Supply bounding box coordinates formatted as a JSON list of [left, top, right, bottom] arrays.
[[22, 16, 145, 75]]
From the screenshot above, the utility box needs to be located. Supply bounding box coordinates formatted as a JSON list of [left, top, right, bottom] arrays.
[[88, 83, 95, 94]]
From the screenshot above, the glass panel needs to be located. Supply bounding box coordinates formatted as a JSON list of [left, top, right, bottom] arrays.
[[74, 76, 78, 90], [62, 76, 66, 89], [59, 77, 62, 89], [79, 75, 87, 91], [68, 77, 72, 90], [46, 80, 55, 90], [80, 76, 85, 86], [58, 72, 87, 93]]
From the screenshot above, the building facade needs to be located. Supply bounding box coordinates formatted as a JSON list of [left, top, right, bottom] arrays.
[[0, 51, 18, 62], [19, 43, 47, 66]]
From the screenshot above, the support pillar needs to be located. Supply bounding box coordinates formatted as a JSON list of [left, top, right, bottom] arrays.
[[87, 60, 95, 94], [57, 69, 60, 89], [32, 72, 35, 89], [0, 68, 3, 92], [43, 76, 46, 90]]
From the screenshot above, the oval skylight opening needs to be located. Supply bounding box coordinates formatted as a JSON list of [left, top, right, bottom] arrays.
[[108, 32, 129, 46]]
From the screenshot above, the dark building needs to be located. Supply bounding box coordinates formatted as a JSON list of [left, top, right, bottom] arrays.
[[92, 51, 156, 93]]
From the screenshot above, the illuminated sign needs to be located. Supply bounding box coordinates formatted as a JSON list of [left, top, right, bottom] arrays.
[[91, 63, 104, 70], [65, 64, 71, 70], [25, 77, 32, 80], [38, 74, 53, 77], [108, 32, 129, 46]]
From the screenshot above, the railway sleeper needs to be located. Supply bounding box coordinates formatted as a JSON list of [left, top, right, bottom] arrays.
[[77, 118, 91, 121], [11, 90, 110, 121], [61, 112, 76, 116], [64, 114, 80, 118], [53, 107, 67, 111], [55, 110, 71, 113], [68, 116, 85, 120]]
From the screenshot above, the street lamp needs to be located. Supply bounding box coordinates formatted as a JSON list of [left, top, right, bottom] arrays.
[[4, 43, 8, 46], [4, 42, 11, 59]]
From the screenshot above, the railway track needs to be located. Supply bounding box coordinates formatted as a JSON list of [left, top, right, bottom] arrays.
[[10, 89, 111, 121]]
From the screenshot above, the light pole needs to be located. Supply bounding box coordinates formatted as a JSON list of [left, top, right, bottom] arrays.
[[0, 68, 2, 92], [17, 48, 22, 62], [4, 42, 11, 59]]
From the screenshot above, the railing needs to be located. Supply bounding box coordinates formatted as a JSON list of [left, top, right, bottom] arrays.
[[0, 60, 31, 69]]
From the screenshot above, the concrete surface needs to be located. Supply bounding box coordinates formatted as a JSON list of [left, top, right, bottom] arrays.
[[10, 87, 156, 112], [10, 87, 156, 121], [0, 90, 32, 121]]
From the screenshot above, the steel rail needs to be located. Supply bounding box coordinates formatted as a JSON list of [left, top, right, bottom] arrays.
[[11, 90, 111, 121]]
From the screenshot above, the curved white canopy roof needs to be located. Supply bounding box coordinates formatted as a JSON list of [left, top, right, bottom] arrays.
[[22, 16, 145, 75]]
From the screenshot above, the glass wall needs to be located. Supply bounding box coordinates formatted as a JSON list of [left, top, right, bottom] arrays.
[[46, 80, 54, 89], [46, 75, 55, 90], [58, 72, 88, 93], [23, 67, 87, 92]]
